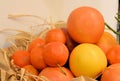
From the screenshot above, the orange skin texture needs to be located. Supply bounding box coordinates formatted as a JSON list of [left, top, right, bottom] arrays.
[[96, 32, 118, 54], [101, 63, 120, 81], [39, 67, 74, 81], [28, 38, 45, 52], [30, 47, 47, 70], [43, 42, 69, 67], [67, 6, 104, 43], [106, 45, 120, 64], [23, 65, 39, 76], [12, 50, 31, 67], [45, 28, 66, 44]]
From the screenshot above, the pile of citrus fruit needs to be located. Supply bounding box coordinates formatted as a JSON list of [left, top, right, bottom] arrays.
[[3, 6, 120, 81]]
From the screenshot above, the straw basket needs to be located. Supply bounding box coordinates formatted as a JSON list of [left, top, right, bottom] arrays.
[[0, 14, 98, 81]]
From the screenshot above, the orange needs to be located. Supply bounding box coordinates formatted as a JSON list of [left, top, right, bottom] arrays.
[[43, 42, 69, 67], [38, 67, 74, 81], [67, 6, 104, 43], [23, 65, 39, 75], [101, 63, 120, 81], [45, 28, 66, 44], [96, 31, 118, 54], [12, 50, 31, 67], [28, 38, 45, 52], [23, 65, 39, 80], [30, 47, 47, 70], [106, 45, 120, 64]]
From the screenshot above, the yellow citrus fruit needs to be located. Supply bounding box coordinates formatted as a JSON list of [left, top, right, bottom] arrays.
[[69, 43, 107, 78]]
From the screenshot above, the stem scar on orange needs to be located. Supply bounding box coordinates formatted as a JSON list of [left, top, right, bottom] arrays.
[[12, 50, 31, 67], [43, 42, 69, 67], [67, 6, 105, 43], [45, 28, 66, 44]]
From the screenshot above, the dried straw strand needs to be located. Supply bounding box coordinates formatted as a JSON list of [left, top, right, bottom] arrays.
[[0, 14, 67, 81], [1, 69, 7, 81]]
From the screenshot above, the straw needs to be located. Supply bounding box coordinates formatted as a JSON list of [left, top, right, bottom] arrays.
[[0, 14, 71, 81]]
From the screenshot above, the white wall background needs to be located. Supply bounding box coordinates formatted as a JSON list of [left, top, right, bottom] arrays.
[[0, 0, 119, 47]]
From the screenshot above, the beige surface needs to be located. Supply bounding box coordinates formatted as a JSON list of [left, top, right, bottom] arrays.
[[0, 0, 118, 47]]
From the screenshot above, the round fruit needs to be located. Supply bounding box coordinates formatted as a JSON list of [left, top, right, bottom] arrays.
[[23, 65, 39, 75], [67, 6, 104, 43], [69, 43, 107, 78], [45, 28, 66, 44], [30, 47, 47, 70], [106, 45, 120, 64], [28, 38, 45, 52], [101, 63, 120, 81], [96, 31, 118, 54], [39, 67, 74, 81], [43, 42, 69, 67], [12, 50, 31, 67], [23, 65, 39, 80]]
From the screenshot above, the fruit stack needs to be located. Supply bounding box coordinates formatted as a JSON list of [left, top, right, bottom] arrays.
[[0, 6, 120, 81]]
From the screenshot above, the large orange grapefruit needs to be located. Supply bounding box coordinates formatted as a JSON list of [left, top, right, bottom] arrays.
[[67, 6, 104, 43]]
